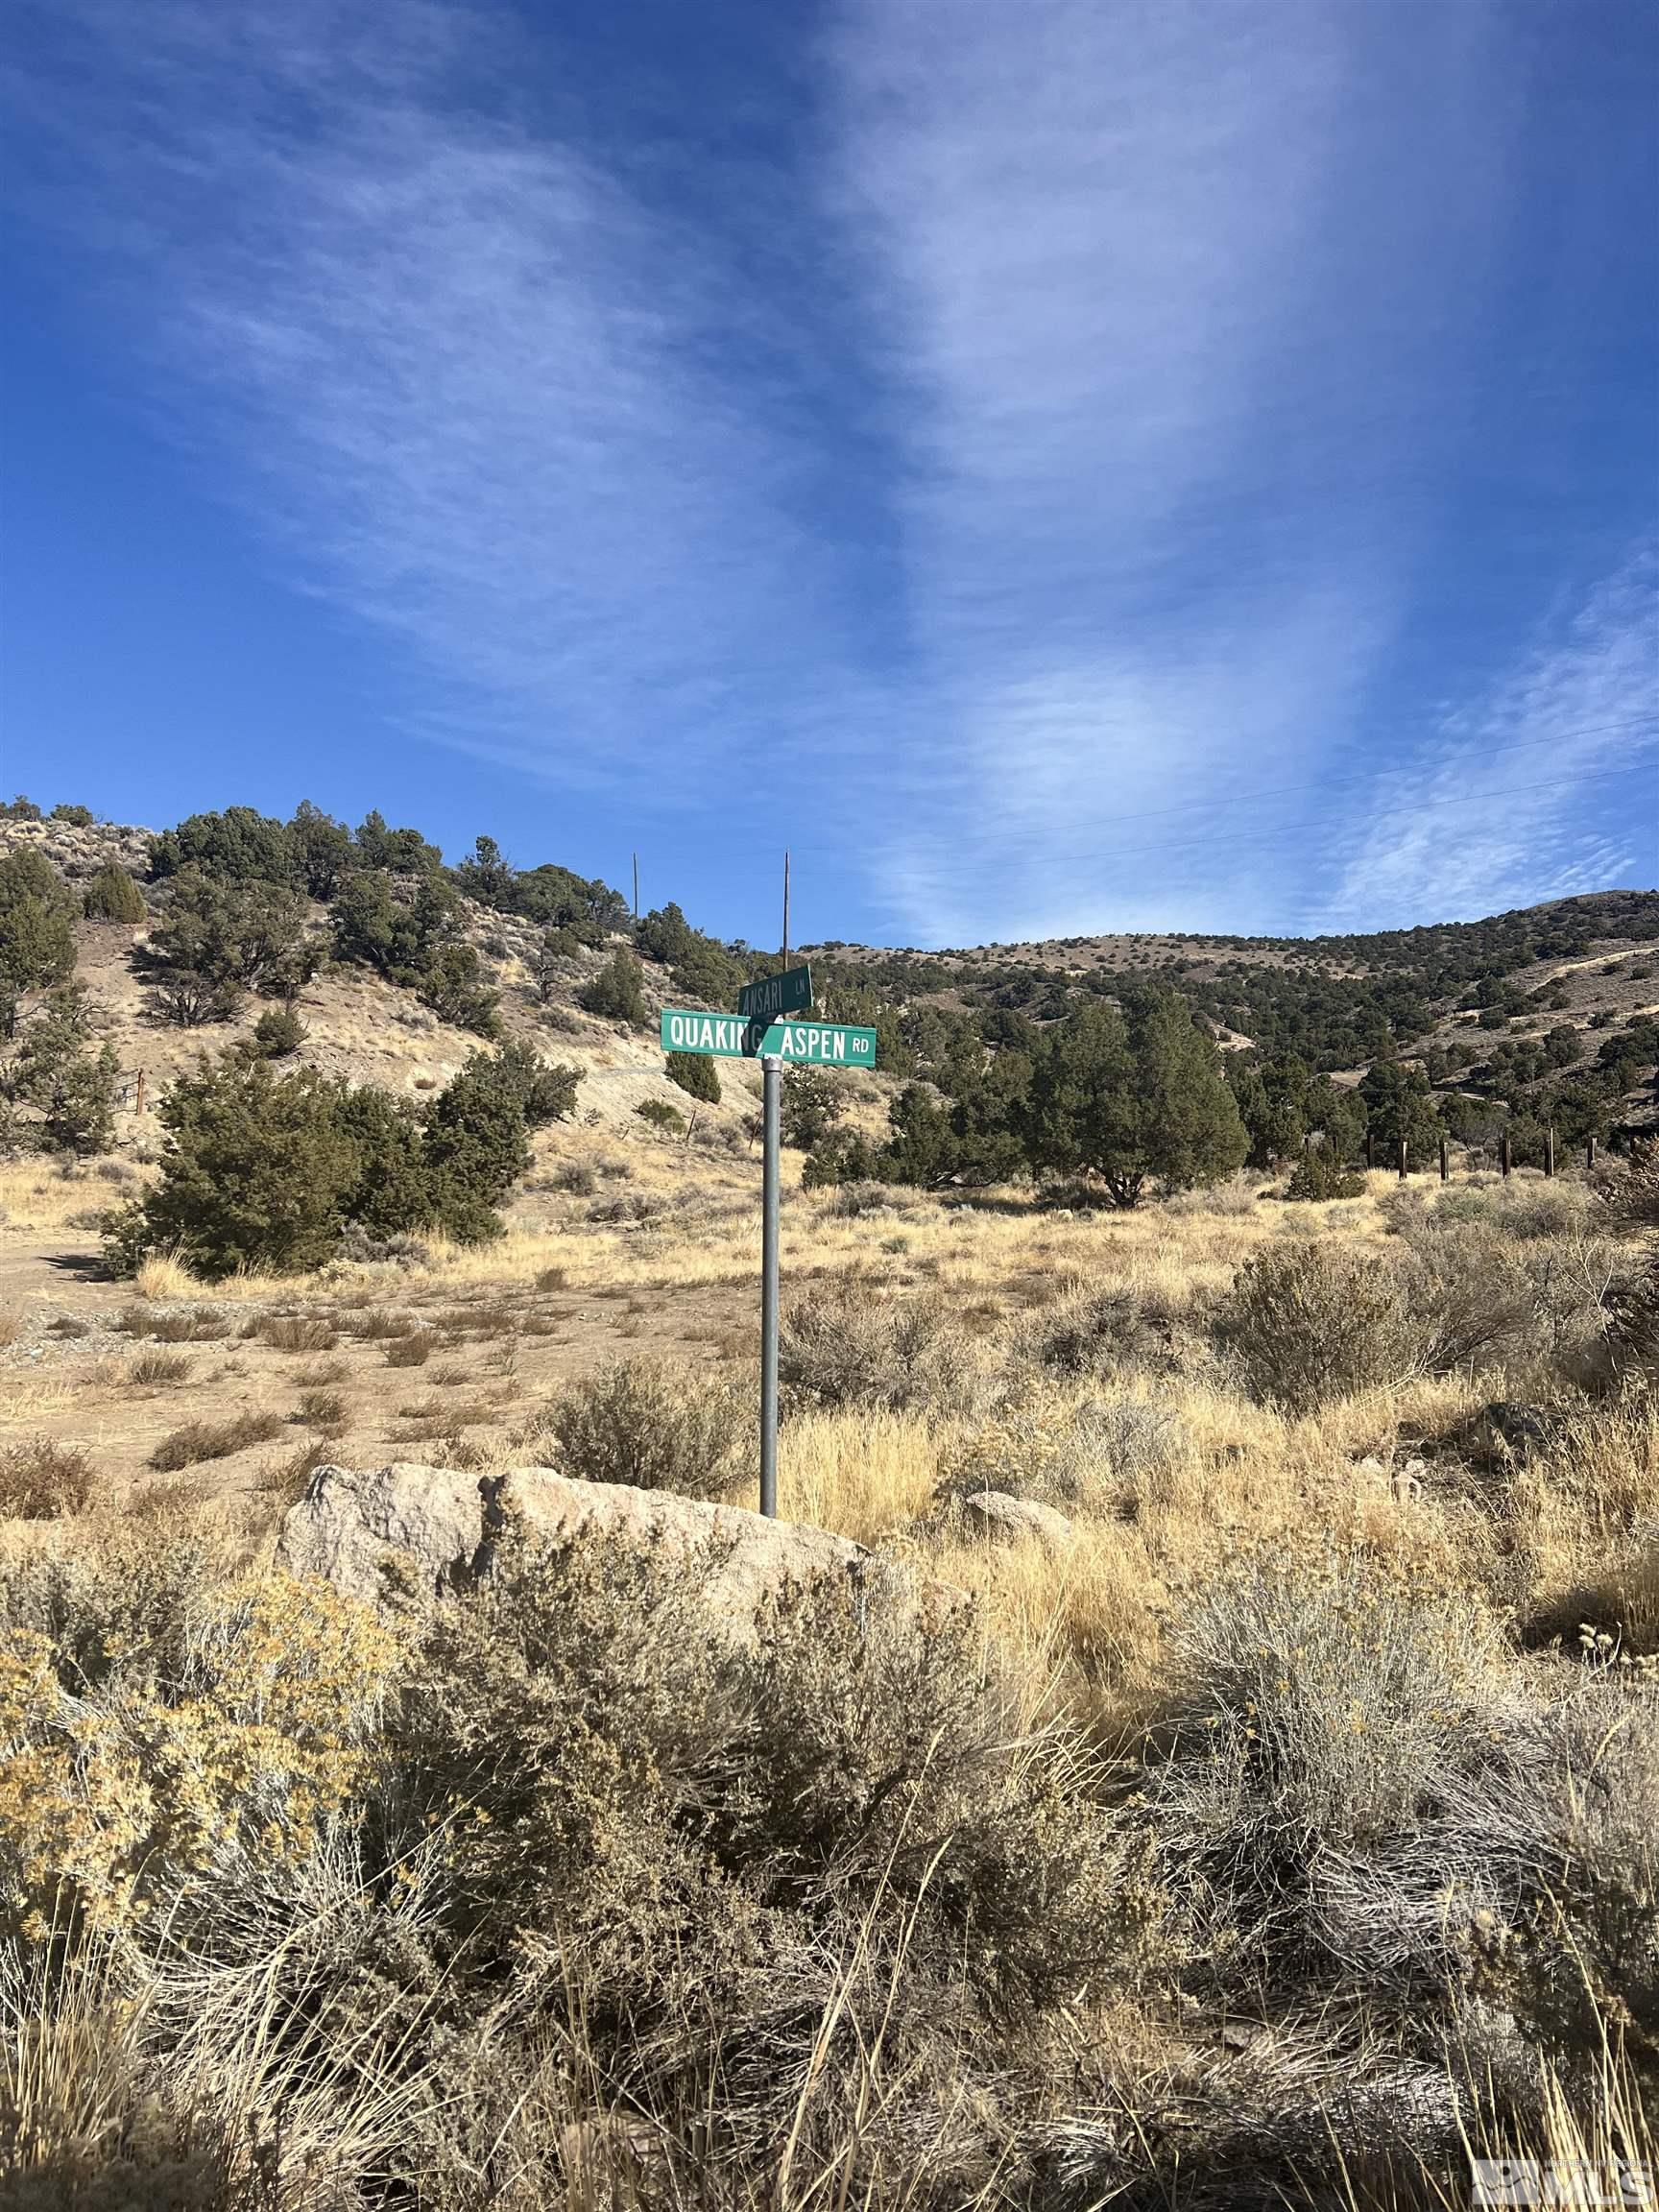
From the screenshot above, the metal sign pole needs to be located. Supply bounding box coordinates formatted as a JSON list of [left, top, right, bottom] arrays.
[[759, 1053, 781, 1517]]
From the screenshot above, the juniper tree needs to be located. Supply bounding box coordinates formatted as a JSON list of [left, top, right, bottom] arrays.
[[0, 850, 76, 996], [83, 864, 147, 924], [288, 801, 356, 900], [578, 950, 648, 1024], [666, 1050, 720, 1104], [105, 1053, 360, 1278]]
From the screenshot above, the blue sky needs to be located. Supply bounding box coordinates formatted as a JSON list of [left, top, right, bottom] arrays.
[[2, 0, 1655, 950]]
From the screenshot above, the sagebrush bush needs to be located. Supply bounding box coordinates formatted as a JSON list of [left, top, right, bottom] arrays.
[[0, 1437, 94, 1519], [819, 1178, 900, 1219], [934, 1387, 1183, 1511], [534, 1357, 741, 1496], [1146, 1549, 1531, 2002], [1016, 1282, 1186, 1381], [780, 1286, 980, 1414], [370, 1537, 1141, 2200], [1471, 1679, 1659, 2086], [1214, 1243, 1422, 1410], [936, 1391, 1113, 1508], [1166, 1172, 1260, 1215]]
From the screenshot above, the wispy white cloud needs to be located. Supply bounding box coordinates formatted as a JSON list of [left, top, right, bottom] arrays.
[[1316, 546, 1659, 928], [5, 0, 872, 799], [827, 0, 1535, 940]]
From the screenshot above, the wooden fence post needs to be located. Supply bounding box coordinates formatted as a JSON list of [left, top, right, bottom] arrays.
[[1586, 1135, 1597, 1170], [134, 1070, 146, 1117], [1544, 1126, 1555, 1178], [1397, 1136, 1408, 1180], [1439, 1135, 1449, 1182], [1501, 1130, 1511, 1179], [1365, 1129, 1375, 1171]]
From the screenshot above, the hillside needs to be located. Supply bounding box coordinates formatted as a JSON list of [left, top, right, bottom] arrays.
[[0, 810, 790, 1155], [4, 807, 1656, 1174], [809, 888, 1659, 1133]]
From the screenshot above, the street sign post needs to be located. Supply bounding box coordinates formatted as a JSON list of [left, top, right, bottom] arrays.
[[738, 962, 812, 1022], [659, 1009, 876, 1067], [759, 1055, 781, 1519], [659, 990, 875, 1519]]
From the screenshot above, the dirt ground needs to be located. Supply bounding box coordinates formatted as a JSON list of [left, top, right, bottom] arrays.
[[0, 1138, 769, 1514]]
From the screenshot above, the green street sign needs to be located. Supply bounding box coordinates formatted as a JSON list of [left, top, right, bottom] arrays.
[[760, 1020, 877, 1067], [660, 1009, 877, 1067], [738, 962, 812, 1022]]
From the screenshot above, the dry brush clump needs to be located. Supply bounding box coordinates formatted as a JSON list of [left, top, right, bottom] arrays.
[[148, 1412, 285, 1472], [779, 1283, 985, 1416], [116, 1306, 230, 1345], [0, 1439, 94, 1520], [125, 1347, 192, 1387], [525, 1357, 744, 1498], [1210, 1220, 1616, 1413], [252, 1312, 340, 1353]]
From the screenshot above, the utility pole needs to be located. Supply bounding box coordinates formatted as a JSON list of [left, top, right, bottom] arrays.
[[781, 850, 790, 974], [632, 854, 639, 925]]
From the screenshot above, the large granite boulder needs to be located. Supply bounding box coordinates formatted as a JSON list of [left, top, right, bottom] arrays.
[[276, 1461, 963, 1635]]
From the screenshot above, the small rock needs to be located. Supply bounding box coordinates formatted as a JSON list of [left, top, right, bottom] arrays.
[[959, 1489, 1074, 1549]]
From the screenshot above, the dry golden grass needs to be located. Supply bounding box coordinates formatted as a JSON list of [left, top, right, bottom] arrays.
[[777, 1407, 942, 1543], [0, 1158, 118, 1236], [100, 1166, 1399, 1310]]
